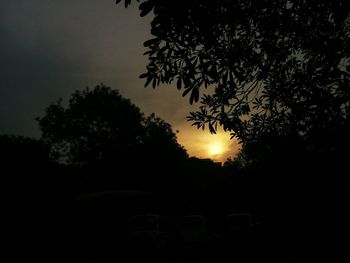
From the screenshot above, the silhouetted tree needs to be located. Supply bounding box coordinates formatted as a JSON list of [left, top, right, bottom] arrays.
[[117, 1, 350, 148], [229, 132, 307, 171], [37, 84, 189, 170], [142, 113, 188, 163], [37, 84, 144, 166]]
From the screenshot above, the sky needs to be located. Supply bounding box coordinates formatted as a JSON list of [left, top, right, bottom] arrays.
[[0, 0, 240, 162]]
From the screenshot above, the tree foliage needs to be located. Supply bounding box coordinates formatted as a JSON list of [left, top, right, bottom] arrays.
[[37, 84, 187, 166], [142, 113, 188, 162], [37, 85, 144, 165], [117, 0, 350, 146]]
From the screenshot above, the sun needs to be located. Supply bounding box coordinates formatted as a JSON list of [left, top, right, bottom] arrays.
[[176, 126, 241, 162], [208, 143, 223, 156]]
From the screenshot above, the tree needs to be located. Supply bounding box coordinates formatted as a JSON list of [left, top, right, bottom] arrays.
[[37, 84, 188, 167], [142, 113, 188, 162], [37, 85, 144, 166], [117, 0, 350, 148]]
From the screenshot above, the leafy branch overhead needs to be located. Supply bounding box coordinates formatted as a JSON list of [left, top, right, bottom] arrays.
[[117, 0, 350, 143]]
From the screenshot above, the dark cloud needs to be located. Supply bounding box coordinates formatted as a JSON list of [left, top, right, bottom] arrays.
[[0, 0, 151, 136]]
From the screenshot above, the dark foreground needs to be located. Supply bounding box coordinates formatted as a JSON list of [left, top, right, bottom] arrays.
[[4, 182, 350, 263]]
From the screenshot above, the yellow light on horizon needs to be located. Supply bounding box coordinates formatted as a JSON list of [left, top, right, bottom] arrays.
[[175, 124, 241, 162], [208, 143, 223, 156]]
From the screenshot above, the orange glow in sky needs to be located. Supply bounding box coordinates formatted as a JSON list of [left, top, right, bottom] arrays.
[[175, 125, 241, 163], [208, 142, 224, 156], [0, 1, 242, 163]]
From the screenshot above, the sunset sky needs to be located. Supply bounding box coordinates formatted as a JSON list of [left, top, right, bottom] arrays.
[[0, 0, 240, 162]]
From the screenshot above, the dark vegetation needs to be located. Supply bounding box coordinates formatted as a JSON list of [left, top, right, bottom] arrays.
[[3, 85, 226, 262], [3, 84, 349, 263], [3, 1, 350, 262]]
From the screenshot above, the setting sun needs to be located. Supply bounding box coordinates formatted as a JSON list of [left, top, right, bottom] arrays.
[[176, 125, 241, 163], [208, 143, 223, 156]]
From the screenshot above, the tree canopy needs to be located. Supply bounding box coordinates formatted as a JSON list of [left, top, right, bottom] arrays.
[[37, 85, 144, 165], [37, 84, 186, 166], [117, 0, 350, 149], [142, 113, 188, 162]]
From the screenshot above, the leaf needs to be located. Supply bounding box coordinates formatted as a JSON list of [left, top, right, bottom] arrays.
[[190, 87, 199, 104], [144, 77, 152, 87], [144, 38, 160, 47], [182, 87, 192, 97], [139, 73, 148, 79], [139, 1, 154, 17], [208, 64, 217, 80], [176, 77, 182, 90], [209, 122, 217, 134], [152, 78, 157, 88], [125, 0, 132, 8]]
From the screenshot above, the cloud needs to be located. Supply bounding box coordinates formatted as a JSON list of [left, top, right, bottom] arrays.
[[0, 0, 150, 136]]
